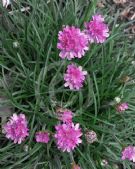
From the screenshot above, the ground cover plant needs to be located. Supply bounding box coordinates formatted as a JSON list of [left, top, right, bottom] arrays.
[[0, 0, 135, 169]]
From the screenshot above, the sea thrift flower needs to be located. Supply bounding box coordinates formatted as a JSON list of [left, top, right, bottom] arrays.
[[3, 113, 29, 144], [57, 26, 89, 60], [116, 102, 128, 112], [72, 163, 81, 169], [85, 14, 109, 43], [64, 64, 87, 90], [85, 130, 97, 144], [35, 131, 50, 143], [58, 110, 73, 123], [122, 146, 135, 162], [55, 123, 82, 152]]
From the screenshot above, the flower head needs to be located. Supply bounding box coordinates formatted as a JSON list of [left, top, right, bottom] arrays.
[[85, 130, 97, 144], [116, 102, 128, 112], [122, 146, 135, 162], [3, 113, 29, 144], [58, 110, 73, 123], [55, 123, 82, 152], [35, 131, 50, 143], [85, 14, 109, 43], [64, 64, 87, 90], [57, 26, 89, 60]]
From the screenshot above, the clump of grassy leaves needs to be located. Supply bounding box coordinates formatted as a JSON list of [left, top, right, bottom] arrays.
[[0, 0, 135, 169]]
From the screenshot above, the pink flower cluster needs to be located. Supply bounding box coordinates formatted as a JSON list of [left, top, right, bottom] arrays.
[[57, 14, 109, 59], [57, 14, 109, 90], [3, 110, 82, 153], [122, 146, 135, 162], [55, 109, 82, 152], [64, 64, 87, 90], [85, 14, 109, 43], [58, 109, 73, 123], [57, 26, 89, 60], [116, 102, 128, 112], [3, 114, 29, 144], [55, 123, 82, 152]]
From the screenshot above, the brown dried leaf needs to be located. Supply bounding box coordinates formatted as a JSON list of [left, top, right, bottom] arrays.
[[113, 0, 127, 4], [119, 75, 131, 83], [120, 2, 135, 20], [56, 107, 66, 114], [97, 2, 105, 8], [131, 25, 135, 33]]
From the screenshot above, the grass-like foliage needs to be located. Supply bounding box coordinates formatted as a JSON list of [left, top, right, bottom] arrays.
[[0, 0, 135, 168]]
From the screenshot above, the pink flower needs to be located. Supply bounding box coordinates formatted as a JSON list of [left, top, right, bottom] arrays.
[[35, 131, 50, 143], [64, 64, 87, 90], [122, 146, 135, 162], [84, 14, 109, 43], [57, 26, 89, 60], [3, 113, 29, 144], [116, 102, 128, 112], [55, 123, 82, 152], [2, 0, 16, 8], [58, 110, 73, 123]]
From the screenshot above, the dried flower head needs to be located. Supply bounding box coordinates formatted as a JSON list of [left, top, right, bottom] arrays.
[[55, 123, 82, 152], [71, 163, 81, 169], [85, 130, 97, 144], [85, 14, 109, 43], [119, 75, 131, 83], [3, 113, 29, 144], [57, 26, 89, 60], [64, 64, 87, 90]]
